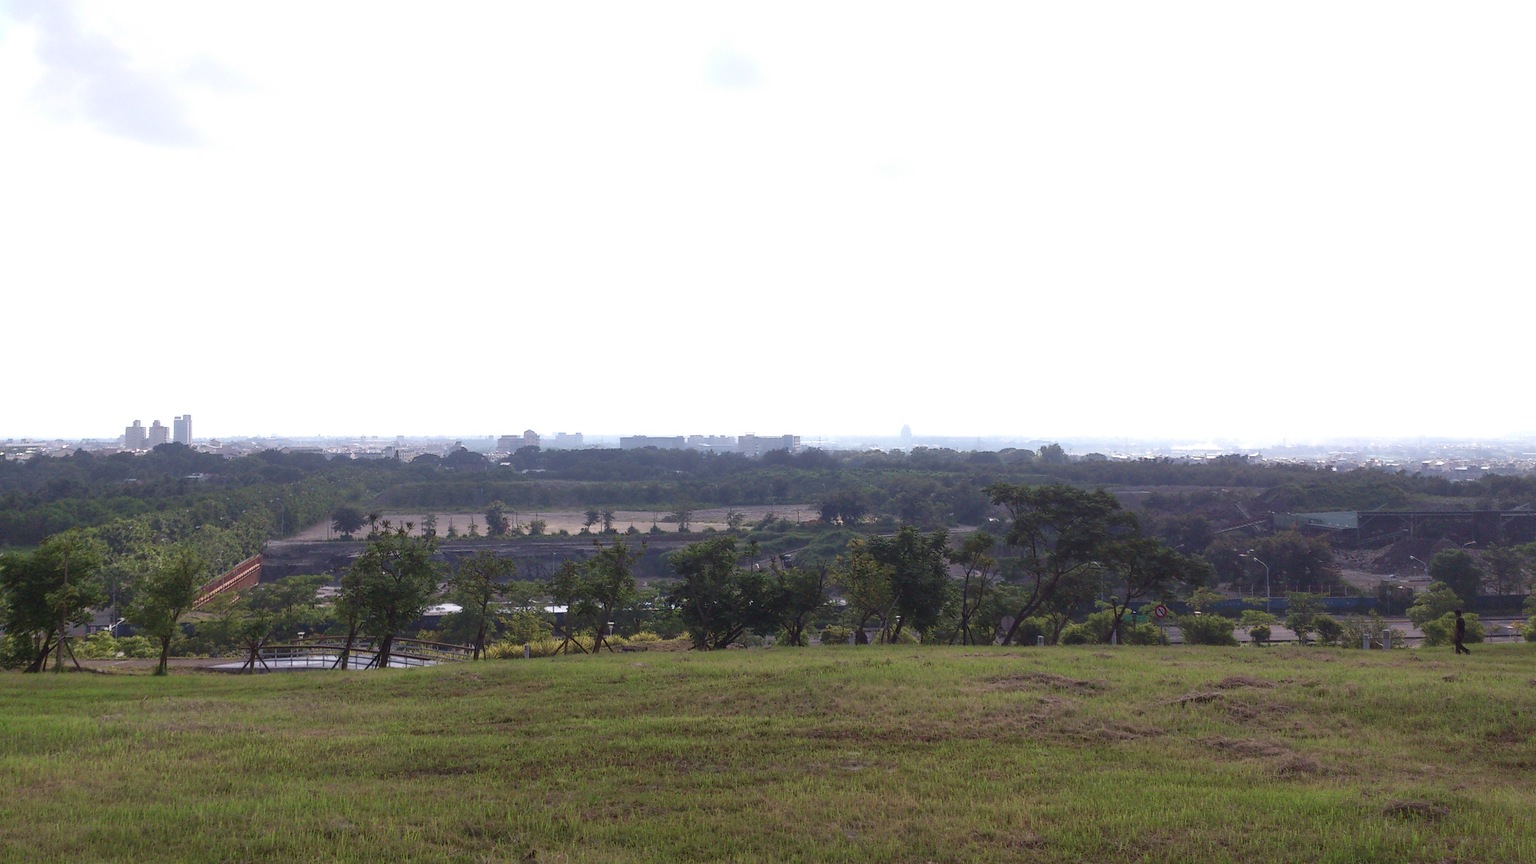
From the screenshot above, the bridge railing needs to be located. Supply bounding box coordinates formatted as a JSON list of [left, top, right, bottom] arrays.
[[193, 555, 263, 609], [257, 636, 474, 668]]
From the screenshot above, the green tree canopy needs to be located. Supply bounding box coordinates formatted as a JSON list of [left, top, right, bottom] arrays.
[[667, 537, 781, 650], [863, 526, 950, 642], [1429, 549, 1484, 602], [338, 525, 442, 667], [0, 533, 106, 672], [445, 551, 515, 659], [124, 544, 208, 675], [331, 506, 366, 540], [985, 483, 1135, 645]]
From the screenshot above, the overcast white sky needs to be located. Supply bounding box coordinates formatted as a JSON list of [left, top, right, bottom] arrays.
[[3, 1, 1533, 446]]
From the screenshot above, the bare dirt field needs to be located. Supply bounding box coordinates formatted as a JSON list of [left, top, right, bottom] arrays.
[[290, 504, 817, 541]]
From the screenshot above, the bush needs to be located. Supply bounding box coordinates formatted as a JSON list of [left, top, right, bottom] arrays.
[[1336, 612, 1404, 649], [1179, 613, 1238, 646], [1060, 611, 1167, 646], [1422, 612, 1484, 647], [1058, 623, 1094, 645], [74, 632, 159, 659], [1312, 614, 1343, 645], [821, 625, 853, 646], [1012, 616, 1051, 646], [501, 610, 552, 644]]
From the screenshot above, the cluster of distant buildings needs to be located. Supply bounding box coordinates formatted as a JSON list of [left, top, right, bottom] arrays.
[[122, 416, 193, 450]]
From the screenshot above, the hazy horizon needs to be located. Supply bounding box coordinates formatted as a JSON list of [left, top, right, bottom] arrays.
[[5, 2, 1532, 445]]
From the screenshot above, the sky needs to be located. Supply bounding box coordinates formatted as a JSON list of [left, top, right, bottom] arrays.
[[3, 1, 1534, 446]]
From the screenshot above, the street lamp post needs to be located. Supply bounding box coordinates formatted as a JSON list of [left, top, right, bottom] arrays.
[[1409, 555, 1431, 581], [1241, 552, 1271, 614]]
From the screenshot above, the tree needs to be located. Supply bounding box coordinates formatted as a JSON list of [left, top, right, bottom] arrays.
[[600, 510, 617, 533], [546, 561, 589, 655], [445, 551, 515, 659], [985, 483, 1135, 645], [831, 541, 897, 643], [671, 507, 693, 533], [668, 537, 781, 650], [0, 533, 105, 672], [583, 509, 601, 533], [1037, 443, 1069, 466], [1098, 536, 1211, 645], [1247, 531, 1341, 595], [1429, 550, 1484, 602], [1480, 546, 1526, 596], [864, 526, 950, 642], [777, 564, 830, 647], [338, 524, 442, 668], [485, 501, 511, 538], [1238, 608, 1278, 646], [124, 544, 208, 675], [240, 574, 329, 642], [526, 518, 547, 536], [819, 489, 868, 526], [331, 505, 366, 540], [580, 539, 641, 652], [1284, 592, 1324, 644], [948, 531, 997, 645]]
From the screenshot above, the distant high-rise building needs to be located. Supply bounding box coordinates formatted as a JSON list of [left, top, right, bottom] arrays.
[[900, 424, 913, 449], [125, 420, 147, 450], [173, 415, 192, 445], [147, 420, 169, 447]]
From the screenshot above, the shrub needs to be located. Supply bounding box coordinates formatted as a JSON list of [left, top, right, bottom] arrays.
[[74, 632, 159, 659], [501, 610, 551, 644], [1060, 611, 1166, 646], [1422, 612, 1484, 647], [1058, 623, 1094, 645], [1179, 613, 1238, 646], [1013, 616, 1051, 646], [1312, 614, 1343, 645], [1336, 612, 1404, 649], [821, 625, 853, 646]]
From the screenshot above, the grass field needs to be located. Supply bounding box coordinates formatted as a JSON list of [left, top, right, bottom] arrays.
[[4, 644, 1536, 863]]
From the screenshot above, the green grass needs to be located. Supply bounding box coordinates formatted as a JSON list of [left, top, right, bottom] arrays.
[[4, 645, 1536, 863]]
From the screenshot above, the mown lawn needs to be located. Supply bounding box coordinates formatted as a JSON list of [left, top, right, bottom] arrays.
[[4, 644, 1535, 863]]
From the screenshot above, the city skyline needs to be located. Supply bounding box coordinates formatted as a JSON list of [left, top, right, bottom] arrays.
[[4, 3, 1532, 444]]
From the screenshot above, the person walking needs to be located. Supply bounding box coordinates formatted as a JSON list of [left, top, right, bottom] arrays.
[[1453, 609, 1471, 655]]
